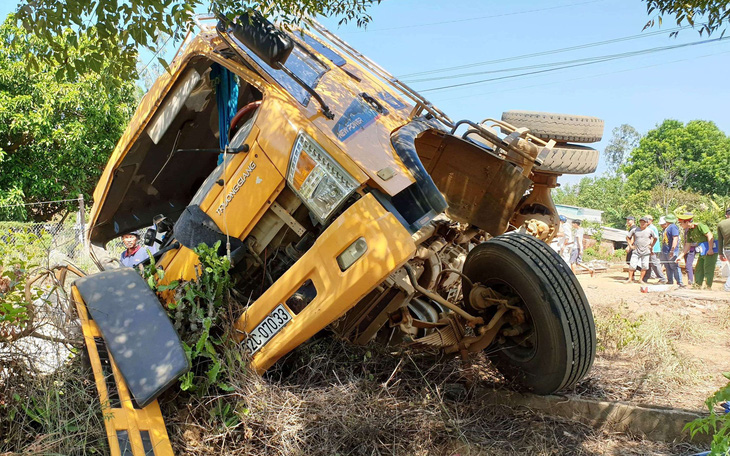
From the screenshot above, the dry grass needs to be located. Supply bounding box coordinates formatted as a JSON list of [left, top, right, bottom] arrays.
[[0, 296, 711, 455], [160, 337, 700, 456], [592, 306, 712, 405], [714, 302, 730, 331], [0, 358, 108, 455], [0, 335, 704, 455]]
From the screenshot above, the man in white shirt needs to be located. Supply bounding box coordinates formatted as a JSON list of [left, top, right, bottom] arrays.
[[570, 219, 584, 273]]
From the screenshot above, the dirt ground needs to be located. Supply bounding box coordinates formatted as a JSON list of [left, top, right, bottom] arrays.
[[572, 266, 730, 411]]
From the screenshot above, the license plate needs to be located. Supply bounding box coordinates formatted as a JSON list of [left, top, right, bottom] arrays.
[[244, 304, 292, 355]]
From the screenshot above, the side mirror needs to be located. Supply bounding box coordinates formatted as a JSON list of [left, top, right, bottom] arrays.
[[143, 228, 157, 246], [217, 12, 294, 68]]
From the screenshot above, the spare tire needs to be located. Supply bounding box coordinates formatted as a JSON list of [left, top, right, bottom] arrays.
[[501, 110, 604, 143], [535, 143, 599, 175]]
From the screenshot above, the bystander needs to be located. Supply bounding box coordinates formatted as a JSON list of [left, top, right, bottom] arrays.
[[570, 219, 584, 273], [660, 215, 684, 287], [677, 214, 718, 289], [120, 231, 154, 268], [717, 208, 730, 292], [626, 216, 655, 283], [644, 215, 667, 283]]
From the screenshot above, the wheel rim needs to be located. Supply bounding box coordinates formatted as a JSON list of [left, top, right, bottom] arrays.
[[483, 279, 538, 363]]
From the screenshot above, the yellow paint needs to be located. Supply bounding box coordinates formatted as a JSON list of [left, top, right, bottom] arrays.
[[233, 193, 415, 372], [72, 286, 173, 456], [88, 24, 421, 243]]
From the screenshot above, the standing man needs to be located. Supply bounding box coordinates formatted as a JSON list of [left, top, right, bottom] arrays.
[[570, 219, 584, 273], [551, 215, 567, 254], [625, 216, 637, 281], [120, 231, 152, 268], [677, 214, 718, 289], [717, 208, 730, 292], [660, 215, 684, 287], [644, 215, 667, 283], [562, 216, 574, 265], [626, 217, 655, 283]]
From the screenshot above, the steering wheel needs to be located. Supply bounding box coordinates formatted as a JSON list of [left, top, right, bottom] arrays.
[[228, 100, 262, 143]]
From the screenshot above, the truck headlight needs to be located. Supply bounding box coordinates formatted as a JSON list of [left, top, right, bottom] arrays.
[[287, 132, 359, 224]]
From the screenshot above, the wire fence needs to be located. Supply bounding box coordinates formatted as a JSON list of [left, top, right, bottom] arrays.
[[0, 196, 125, 272]]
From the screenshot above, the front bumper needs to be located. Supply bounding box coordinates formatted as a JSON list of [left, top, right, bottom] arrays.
[[234, 192, 416, 372]]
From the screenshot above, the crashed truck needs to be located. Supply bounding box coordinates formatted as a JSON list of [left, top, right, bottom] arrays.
[[64, 13, 604, 455]]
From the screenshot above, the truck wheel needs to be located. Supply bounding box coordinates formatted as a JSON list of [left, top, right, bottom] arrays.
[[501, 110, 604, 143], [534, 143, 599, 174], [462, 232, 595, 394]]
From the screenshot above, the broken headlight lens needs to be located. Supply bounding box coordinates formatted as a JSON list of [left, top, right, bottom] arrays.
[[287, 132, 358, 224]]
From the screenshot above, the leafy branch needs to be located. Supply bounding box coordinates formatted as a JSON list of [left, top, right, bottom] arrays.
[[685, 372, 730, 455]]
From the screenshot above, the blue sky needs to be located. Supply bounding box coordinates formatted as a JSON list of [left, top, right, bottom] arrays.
[[3, 0, 729, 185]]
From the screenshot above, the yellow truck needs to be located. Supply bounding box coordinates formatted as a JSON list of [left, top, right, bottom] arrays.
[[69, 13, 603, 454]]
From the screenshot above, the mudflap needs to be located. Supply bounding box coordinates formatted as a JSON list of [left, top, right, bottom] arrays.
[[71, 268, 187, 456]]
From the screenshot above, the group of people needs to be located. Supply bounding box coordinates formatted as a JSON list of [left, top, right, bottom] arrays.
[[552, 215, 585, 273], [625, 208, 730, 290]]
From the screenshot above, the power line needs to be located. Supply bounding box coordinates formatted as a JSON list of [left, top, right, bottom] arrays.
[[405, 35, 720, 84], [418, 36, 730, 92], [138, 32, 175, 77], [429, 48, 730, 103], [343, 0, 606, 34], [398, 25, 691, 79]]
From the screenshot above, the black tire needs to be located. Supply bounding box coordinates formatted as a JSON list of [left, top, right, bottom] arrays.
[[535, 143, 599, 174], [462, 232, 595, 394], [501, 110, 604, 143]]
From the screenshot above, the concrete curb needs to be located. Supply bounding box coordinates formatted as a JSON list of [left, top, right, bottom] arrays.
[[476, 388, 710, 444]]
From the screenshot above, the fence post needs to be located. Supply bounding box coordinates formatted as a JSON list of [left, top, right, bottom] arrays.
[[78, 194, 88, 251]]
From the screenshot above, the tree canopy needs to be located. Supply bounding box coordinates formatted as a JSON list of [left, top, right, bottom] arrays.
[[603, 124, 640, 175], [643, 0, 730, 36], [555, 119, 730, 230], [622, 119, 730, 196], [12, 0, 380, 83], [0, 17, 137, 221]]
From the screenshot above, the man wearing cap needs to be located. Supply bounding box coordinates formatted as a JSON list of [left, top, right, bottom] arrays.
[[660, 215, 684, 287], [677, 214, 718, 289], [717, 208, 730, 291], [626, 217, 656, 283], [551, 215, 567, 254], [120, 231, 151, 268], [643, 215, 667, 284]]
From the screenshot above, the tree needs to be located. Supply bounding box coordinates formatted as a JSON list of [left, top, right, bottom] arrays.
[[622, 119, 730, 197], [603, 124, 641, 175], [12, 0, 381, 83], [0, 17, 137, 221], [553, 176, 627, 228], [643, 0, 730, 37]]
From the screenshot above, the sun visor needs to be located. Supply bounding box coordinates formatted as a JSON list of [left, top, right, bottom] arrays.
[[146, 68, 202, 144]]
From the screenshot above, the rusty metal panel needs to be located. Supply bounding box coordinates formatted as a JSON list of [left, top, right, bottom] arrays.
[[415, 130, 531, 236]]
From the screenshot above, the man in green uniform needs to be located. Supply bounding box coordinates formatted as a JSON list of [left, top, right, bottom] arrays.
[[677, 213, 718, 289]]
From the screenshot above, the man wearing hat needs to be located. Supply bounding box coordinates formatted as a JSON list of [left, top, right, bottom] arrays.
[[120, 231, 151, 268], [677, 214, 718, 289], [717, 208, 730, 291], [626, 216, 656, 282], [660, 215, 684, 287]]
